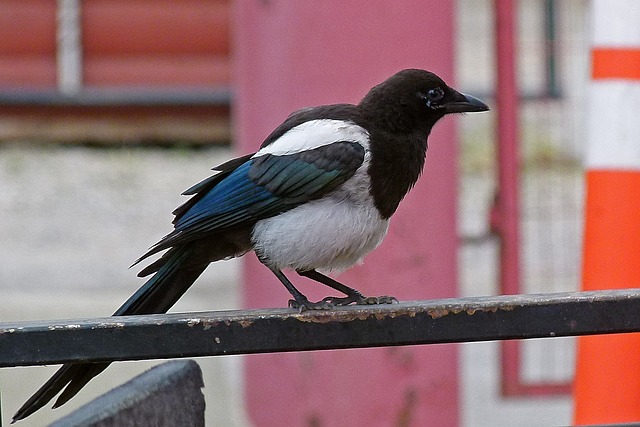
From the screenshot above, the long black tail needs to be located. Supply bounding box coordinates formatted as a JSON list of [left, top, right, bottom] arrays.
[[12, 246, 208, 423]]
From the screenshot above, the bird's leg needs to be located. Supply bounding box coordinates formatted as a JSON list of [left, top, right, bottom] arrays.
[[297, 269, 398, 306], [269, 268, 333, 311]]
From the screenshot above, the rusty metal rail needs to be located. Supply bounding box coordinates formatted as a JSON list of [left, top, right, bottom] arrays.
[[1, 289, 640, 368]]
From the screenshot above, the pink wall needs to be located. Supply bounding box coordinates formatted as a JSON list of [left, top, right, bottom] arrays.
[[234, 2, 460, 425]]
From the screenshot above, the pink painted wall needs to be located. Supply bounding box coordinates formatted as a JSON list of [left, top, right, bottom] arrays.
[[234, 2, 460, 425]]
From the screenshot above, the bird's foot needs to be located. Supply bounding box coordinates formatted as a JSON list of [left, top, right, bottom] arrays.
[[289, 298, 334, 312], [360, 295, 399, 305], [322, 293, 399, 306]]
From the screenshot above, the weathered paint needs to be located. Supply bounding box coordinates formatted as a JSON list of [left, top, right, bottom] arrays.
[[4, 290, 640, 368]]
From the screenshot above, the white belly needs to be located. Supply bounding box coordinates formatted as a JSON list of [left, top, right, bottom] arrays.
[[251, 194, 389, 272]]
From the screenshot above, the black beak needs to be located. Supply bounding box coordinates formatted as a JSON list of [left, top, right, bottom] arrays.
[[443, 90, 489, 114]]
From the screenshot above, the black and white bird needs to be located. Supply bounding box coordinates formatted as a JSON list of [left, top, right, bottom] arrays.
[[13, 69, 488, 422]]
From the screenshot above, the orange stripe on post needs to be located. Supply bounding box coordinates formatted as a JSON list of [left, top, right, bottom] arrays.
[[574, 170, 640, 425], [582, 170, 640, 289], [592, 48, 640, 80], [574, 334, 640, 425]]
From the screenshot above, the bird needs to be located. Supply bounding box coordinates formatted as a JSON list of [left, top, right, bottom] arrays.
[[12, 69, 488, 422]]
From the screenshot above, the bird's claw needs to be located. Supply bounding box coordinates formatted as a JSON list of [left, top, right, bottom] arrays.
[[289, 298, 334, 312], [322, 294, 399, 306], [289, 294, 398, 311], [359, 295, 399, 305]]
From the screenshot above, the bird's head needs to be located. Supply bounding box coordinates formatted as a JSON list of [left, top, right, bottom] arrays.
[[359, 69, 489, 132]]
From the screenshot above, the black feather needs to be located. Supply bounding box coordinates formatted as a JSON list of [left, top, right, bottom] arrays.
[[172, 152, 255, 222]]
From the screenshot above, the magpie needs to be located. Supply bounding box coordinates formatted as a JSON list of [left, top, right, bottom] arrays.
[[12, 69, 488, 422]]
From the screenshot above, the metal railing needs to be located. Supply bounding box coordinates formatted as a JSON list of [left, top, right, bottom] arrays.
[[2, 289, 640, 367]]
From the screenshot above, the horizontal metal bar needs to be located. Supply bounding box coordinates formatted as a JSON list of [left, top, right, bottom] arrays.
[[1, 289, 640, 368], [0, 87, 231, 107]]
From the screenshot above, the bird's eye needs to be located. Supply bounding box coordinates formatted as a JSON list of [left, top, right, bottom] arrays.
[[420, 87, 445, 109], [427, 88, 444, 102]]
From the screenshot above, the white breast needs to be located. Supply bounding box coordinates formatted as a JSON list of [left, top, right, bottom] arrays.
[[251, 198, 389, 272], [251, 163, 389, 272]]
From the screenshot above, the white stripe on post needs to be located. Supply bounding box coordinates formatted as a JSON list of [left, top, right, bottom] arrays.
[[585, 83, 640, 170], [585, 0, 640, 170], [591, 0, 640, 46], [57, 0, 82, 95]]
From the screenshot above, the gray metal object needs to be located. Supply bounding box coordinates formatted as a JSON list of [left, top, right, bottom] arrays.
[[48, 360, 205, 427], [1, 289, 640, 367], [0, 88, 231, 107], [56, 0, 82, 95]]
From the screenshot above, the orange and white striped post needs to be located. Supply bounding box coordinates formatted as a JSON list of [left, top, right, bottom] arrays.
[[574, 1, 640, 424]]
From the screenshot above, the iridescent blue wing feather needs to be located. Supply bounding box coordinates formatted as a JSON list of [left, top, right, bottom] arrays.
[[135, 141, 365, 263]]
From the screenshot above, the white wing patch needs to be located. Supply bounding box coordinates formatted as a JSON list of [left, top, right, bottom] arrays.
[[253, 119, 370, 158]]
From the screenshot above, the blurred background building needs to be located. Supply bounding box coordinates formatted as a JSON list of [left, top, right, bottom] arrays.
[[0, 0, 231, 143], [1, 1, 589, 426]]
